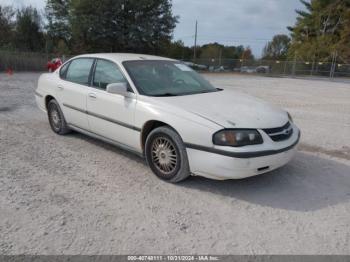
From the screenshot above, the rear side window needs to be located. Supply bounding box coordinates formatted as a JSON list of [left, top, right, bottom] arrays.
[[65, 58, 94, 85], [93, 59, 126, 90]]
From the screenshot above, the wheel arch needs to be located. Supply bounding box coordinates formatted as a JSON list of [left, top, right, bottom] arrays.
[[45, 95, 56, 110], [140, 120, 180, 153]]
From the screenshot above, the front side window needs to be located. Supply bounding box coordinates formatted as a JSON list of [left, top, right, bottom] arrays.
[[123, 60, 218, 96], [65, 58, 94, 85], [93, 59, 126, 90]]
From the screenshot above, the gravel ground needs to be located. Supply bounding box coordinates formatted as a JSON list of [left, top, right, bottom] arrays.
[[0, 72, 349, 255]]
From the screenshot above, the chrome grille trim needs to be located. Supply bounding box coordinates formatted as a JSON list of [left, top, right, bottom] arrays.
[[263, 122, 293, 142]]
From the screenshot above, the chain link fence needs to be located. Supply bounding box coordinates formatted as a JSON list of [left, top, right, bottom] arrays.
[[186, 58, 350, 79], [1, 50, 350, 80], [0, 50, 71, 72], [0, 50, 50, 71]]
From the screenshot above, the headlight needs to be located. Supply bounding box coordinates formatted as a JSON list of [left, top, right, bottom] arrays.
[[287, 112, 293, 123], [213, 129, 263, 147]]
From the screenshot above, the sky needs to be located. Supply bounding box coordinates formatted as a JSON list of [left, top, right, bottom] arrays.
[[0, 0, 305, 57]]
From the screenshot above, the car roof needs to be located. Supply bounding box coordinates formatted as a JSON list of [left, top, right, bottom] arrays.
[[73, 53, 176, 63]]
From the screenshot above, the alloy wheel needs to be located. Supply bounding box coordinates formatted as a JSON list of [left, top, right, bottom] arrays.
[[49, 104, 62, 131], [151, 136, 178, 175]]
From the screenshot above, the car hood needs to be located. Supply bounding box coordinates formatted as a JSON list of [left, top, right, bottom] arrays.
[[159, 90, 288, 129]]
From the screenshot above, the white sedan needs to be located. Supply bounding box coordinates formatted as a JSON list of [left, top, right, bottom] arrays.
[[35, 53, 300, 182]]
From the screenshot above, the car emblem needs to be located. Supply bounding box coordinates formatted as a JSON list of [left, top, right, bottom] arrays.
[[284, 129, 291, 135]]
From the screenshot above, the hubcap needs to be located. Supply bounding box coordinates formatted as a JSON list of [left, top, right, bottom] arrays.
[[50, 106, 61, 130], [151, 137, 178, 175]]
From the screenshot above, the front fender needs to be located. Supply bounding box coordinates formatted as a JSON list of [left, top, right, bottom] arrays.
[[135, 99, 221, 148]]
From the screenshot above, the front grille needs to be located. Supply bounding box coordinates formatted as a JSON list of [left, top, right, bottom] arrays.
[[263, 121, 293, 142]]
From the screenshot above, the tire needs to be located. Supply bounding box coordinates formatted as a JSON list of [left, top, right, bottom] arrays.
[[145, 126, 190, 183], [47, 99, 70, 135]]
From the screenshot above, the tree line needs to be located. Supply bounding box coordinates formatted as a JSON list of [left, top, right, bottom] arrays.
[[0, 5, 45, 52], [0, 0, 251, 62], [263, 0, 350, 62], [168, 41, 254, 61], [0, 0, 178, 55], [0, 0, 253, 62], [2, 0, 348, 62]]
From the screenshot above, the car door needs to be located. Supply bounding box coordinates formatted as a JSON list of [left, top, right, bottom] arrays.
[[86, 59, 140, 152], [57, 58, 94, 130]]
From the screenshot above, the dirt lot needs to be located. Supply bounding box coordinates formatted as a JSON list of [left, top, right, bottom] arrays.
[[0, 73, 349, 254]]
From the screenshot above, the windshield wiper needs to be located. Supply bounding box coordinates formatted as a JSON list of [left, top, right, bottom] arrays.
[[181, 89, 220, 96], [153, 89, 221, 97], [199, 88, 223, 94], [153, 93, 178, 97]]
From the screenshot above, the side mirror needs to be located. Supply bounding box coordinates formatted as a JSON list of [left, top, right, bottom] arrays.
[[106, 82, 128, 96]]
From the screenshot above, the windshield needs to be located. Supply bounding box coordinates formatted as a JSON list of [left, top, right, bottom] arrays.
[[123, 60, 219, 96]]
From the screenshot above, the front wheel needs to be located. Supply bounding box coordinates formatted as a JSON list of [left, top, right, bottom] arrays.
[[145, 126, 190, 183]]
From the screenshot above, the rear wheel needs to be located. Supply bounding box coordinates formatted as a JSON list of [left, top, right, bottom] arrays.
[[145, 126, 190, 183], [47, 99, 70, 135]]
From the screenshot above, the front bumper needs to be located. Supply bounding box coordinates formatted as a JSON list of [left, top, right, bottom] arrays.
[[186, 128, 300, 180]]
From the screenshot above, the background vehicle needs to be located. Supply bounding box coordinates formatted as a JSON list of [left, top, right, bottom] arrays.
[[240, 66, 256, 73], [47, 58, 62, 72], [256, 66, 270, 74]]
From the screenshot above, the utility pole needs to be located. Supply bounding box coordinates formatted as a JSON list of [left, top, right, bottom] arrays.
[[193, 20, 198, 64]]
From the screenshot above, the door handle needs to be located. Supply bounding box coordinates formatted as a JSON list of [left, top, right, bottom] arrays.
[[88, 93, 97, 99]]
